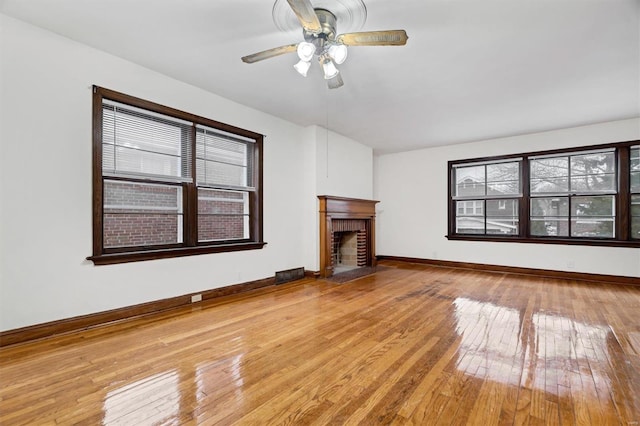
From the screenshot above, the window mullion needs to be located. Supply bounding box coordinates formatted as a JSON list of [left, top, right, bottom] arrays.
[[618, 146, 630, 240], [483, 165, 487, 235], [482, 199, 487, 235], [568, 196, 573, 238], [521, 157, 530, 238], [568, 156, 573, 238], [185, 125, 198, 246]]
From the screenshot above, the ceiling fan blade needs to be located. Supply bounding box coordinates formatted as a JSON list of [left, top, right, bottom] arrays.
[[286, 0, 322, 34], [327, 74, 344, 89], [241, 44, 298, 64], [337, 30, 408, 46]]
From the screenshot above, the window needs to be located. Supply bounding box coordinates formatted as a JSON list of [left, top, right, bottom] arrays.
[[530, 150, 616, 238], [632, 146, 640, 239], [90, 86, 265, 264], [448, 141, 639, 247], [452, 160, 521, 236], [196, 126, 255, 242]]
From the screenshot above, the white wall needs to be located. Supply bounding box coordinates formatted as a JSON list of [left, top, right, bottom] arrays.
[[302, 125, 374, 271], [0, 14, 313, 331], [374, 119, 640, 278], [314, 125, 373, 200]]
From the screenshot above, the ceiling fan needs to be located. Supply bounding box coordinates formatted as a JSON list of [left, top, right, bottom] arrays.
[[241, 0, 408, 89]]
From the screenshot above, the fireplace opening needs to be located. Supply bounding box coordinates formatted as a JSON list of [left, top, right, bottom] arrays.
[[330, 221, 368, 277], [332, 231, 366, 274]]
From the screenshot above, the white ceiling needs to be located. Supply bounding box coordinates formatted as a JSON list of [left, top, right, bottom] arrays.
[[1, 0, 638, 153]]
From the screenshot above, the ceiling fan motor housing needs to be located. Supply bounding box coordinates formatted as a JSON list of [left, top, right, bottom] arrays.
[[304, 8, 338, 52]]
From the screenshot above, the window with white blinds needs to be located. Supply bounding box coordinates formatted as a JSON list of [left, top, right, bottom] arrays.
[[102, 100, 193, 183], [195, 125, 254, 190], [90, 86, 265, 264]]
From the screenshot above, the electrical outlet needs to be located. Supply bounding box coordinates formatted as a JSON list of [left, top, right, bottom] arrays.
[[191, 294, 202, 303]]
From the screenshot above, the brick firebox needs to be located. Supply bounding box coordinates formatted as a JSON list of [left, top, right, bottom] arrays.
[[318, 196, 379, 278]]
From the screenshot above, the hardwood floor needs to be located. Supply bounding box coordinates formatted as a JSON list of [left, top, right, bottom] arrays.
[[1, 261, 639, 425]]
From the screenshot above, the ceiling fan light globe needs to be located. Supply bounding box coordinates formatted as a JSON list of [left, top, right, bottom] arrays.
[[321, 58, 340, 80], [297, 42, 316, 61], [294, 59, 312, 77], [328, 44, 348, 64]]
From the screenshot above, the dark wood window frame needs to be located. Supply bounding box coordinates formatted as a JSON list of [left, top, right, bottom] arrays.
[[447, 140, 640, 248], [88, 86, 265, 265]]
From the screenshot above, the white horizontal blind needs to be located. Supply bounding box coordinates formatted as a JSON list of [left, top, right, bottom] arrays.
[[102, 100, 192, 183], [195, 125, 255, 191]]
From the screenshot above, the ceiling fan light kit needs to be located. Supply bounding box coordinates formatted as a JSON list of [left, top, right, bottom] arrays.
[[241, 0, 408, 89], [297, 41, 316, 61], [328, 44, 348, 64], [320, 55, 340, 79], [294, 59, 312, 76]]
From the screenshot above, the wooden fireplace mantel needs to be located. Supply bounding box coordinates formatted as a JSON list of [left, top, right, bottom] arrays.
[[318, 196, 379, 278]]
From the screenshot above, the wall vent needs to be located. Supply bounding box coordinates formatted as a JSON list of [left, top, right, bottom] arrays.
[[274, 267, 305, 284]]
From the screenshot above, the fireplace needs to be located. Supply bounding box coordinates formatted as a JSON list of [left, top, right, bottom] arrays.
[[318, 196, 379, 278]]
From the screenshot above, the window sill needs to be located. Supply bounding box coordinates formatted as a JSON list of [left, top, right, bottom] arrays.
[[446, 234, 640, 248], [88, 241, 267, 265]]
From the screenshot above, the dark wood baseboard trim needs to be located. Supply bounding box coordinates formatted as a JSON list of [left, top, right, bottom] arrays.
[[305, 270, 320, 279], [0, 275, 279, 348], [377, 255, 640, 286]]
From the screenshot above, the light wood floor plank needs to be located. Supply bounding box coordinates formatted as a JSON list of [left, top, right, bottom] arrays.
[[1, 261, 639, 425]]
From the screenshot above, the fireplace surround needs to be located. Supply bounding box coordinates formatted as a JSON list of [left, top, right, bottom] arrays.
[[318, 196, 379, 278]]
